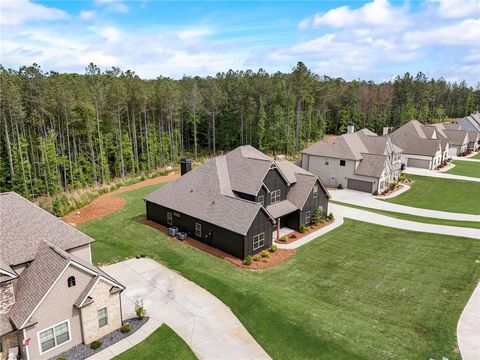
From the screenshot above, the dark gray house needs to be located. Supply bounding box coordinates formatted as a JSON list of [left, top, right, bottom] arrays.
[[145, 146, 330, 259]]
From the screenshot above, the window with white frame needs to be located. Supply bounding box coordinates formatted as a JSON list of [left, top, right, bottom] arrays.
[[195, 223, 202, 237], [253, 233, 265, 250], [67, 276, 76, 288], [270, 189, 281, 204], [324, 159, 330, 166], [340, 160, 346, 167], [167, 212, 172, 225], [313, 185, 318, 198], [98, 307, 108, 328], [305, 211, 311, 224], [257, 195, 264, 206], [38, 320, 70, 354]]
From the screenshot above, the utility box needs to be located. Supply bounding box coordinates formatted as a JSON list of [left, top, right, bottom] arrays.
[[180, 158, 192, 176]]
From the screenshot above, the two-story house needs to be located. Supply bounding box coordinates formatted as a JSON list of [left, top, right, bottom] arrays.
[[145, 145, 330, 260], [0, 192, 124, 360], [301, 125, 403, 194]]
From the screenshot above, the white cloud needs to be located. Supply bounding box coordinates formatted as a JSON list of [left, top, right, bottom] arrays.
[[0, 0, 69, 26], [177, 28, 213, 40], [94, 0, 129, 13], [404, 18, 480, 47], [299, 0, 408, 29], [79, 10, 96, 21], [431, 0, 480, 18]]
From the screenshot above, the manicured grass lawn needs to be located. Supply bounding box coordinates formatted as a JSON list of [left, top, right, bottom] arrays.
[[471, 152, 480, 160], [114, 324, 197, 360], [80, 184, 480, 360], [447, 160, 480, 178], [331, 200, 480, 229], [383, 174, 480, 215]]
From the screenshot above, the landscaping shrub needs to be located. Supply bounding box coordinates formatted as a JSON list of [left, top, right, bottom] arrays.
[[311, 208, 322, 224], [253, 254, 261, 261], [244, 256, 253, 266], [57, 357, 66, 360], [121, 322, 132, 333], [299, 224, 308, 233], [90, 340, 102, 350], [372, 190, 378, 196], [280, 235, 288, 242], [270, 244, 277, 252], [389, 182, 396, 191], [135, 299, 146, 320], [337, 184, 343, 189], [261, 250, 270, 258], [328, 213, 334, 221]]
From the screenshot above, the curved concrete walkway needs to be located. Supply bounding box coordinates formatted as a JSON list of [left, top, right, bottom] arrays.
[[452, 157, 480, 163], [89, 258, 270, 360], [330, 204, 480, 239], [457, 282, 480, 360], [404, 166, 480, 182], [331, 189, 480, 222], [277, 217, 344, 249]]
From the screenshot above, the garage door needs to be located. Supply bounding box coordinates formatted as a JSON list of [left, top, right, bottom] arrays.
[[407, 158, 430, 169], [347, 178, 373, 193]]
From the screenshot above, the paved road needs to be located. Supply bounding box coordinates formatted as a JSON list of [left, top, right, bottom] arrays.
[[90, 258, 270, 360], [330, 204, 480, 239], [331, 189, 479, 222], [404, 166, 480, 182], [457, 282, 480, 360]]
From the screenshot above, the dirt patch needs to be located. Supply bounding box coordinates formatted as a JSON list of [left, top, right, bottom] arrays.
[[62, 172, 179, 226], [276, 220, 335, 244], [140, 219, 296, 269]]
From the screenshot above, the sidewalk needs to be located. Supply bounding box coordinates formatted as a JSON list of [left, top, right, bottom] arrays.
[[403, 167, 480, 182], [457, 282, 480, 360]]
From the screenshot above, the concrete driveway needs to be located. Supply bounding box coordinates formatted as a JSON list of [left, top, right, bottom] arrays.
[[331, 189, 479, 222], [457, 282, 480, 360], [100, 258, 270, 360], [403, 166, 480, 182]]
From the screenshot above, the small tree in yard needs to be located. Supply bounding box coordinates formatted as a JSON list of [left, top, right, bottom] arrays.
[[311, 208, 323, 224], [135, 299, 146, 320]]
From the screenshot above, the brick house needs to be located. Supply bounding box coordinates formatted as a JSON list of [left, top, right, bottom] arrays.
[[0, 192, 124, 360]]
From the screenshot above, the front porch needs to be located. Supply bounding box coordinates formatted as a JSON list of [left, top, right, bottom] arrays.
[[272, 227, 295, 241]]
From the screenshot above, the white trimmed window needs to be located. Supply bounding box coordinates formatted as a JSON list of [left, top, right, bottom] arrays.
[[38, 320, 70, 354], [258, 195, 264, 206], [67, 276, 76, 288], [167, 212, 173, 225], [253, 233, 265, 250], [195, 223, 202, 237], [270, 189, 281, 204], [305, 211, 311, 224], [98, 307, 108, 328], [313, 185, 318, 198]]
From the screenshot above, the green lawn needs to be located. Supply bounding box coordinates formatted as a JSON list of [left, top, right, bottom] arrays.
[[80, 184, 480, 360], [471, 152, 480, 160], [447, 160, 480, 178], [331, 200, 480, 229], [114, 324, 197, 360], [383, 174, 480, 215]]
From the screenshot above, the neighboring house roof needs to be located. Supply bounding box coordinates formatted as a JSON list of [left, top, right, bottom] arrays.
[[422, 126, 436, 138], [302, 133, 367, 160], [442, 122, 461, 130], [355, 154, 387, 177], [468, 131, 479, 142], [390, 120, 442, 157], [145, 146, 329, 235], [0, 192, 94, 268], [9, 241, 124, 329], [0, 313, 14, 337], [443, 129, 469, 146]]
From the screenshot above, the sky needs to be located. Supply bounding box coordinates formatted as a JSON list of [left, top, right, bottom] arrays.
[[0, 0, 479, 83]]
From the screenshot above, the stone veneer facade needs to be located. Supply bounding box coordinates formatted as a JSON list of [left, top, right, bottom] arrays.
[[80, 280, 122, 344], [0, 282, 15, 315]]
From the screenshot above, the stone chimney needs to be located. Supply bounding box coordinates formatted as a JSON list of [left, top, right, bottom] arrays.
[[347, 123, 355, 134], [382, 126, 389, 135], [0, 281, 15, 315]]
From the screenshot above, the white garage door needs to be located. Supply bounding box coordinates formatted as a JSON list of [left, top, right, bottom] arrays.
[[347, 178, 373, 193]]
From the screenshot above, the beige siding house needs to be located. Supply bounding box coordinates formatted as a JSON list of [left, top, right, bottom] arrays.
[[301, 125, 403, 193], [0, 192, 124, 360]]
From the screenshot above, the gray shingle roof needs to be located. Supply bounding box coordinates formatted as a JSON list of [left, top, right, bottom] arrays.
[[355, 154, 387, 177], [443, 129, 469, 146], [9, 241, 123, 329], [266, 200, 297, 218], [390, 121, 442, 156], [468, 131, 479, 142], [0, 192, 94, 268], [145, 146, 329, 234], [0, 313, 14, 337]]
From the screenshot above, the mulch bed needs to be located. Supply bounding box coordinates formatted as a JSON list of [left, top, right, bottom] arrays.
[[275, 220, 335, 244], [62, 172, 179, 226], [378, 180, 412, 197], [51, 317, 149, 360], [140, 219, 296, 269]]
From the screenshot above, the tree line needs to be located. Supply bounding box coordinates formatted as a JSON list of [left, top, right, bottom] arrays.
[[1, 62, 478, 198]]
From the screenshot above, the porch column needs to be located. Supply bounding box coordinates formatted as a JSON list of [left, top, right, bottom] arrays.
[[276, 218, 280, 241]]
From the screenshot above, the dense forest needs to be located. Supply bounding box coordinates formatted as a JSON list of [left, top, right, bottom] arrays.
[[1, 62, 479, 199]]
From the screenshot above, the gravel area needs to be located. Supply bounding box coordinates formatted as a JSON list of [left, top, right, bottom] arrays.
[[50, 317, 149, 360]]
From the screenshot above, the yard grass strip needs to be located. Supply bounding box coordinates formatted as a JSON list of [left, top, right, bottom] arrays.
[[471, 152, 480, 160], [331, 200, 480, 229], [382, 174, 480, 215], [113, 324, 197, 360], [447, 160, 480, 178], [80, 183, 480, 360]]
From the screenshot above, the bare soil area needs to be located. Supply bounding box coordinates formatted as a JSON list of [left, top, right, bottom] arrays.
[[62, 172, 179, 226]]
